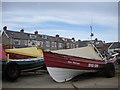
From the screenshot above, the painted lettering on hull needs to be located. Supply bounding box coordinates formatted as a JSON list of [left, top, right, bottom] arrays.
[[68, 61, 80, 65], [88, 63, 99, 68]]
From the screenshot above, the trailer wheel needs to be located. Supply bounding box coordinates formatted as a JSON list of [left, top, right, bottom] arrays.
[[104, 63, 115, 78], [117, 59, 120, 64], [5, 62, 21, 81]]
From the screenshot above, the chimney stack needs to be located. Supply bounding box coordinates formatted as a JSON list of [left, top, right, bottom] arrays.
[[72, 37, 75, 40], [20, 29, 24, 33], [56, 34, 59, 38], [3, 26, 7, 30], [78, 39, 81, 42], [34, 30, 38, 35]]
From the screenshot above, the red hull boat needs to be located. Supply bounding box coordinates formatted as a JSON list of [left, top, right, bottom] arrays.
[[44, 45, 117, 82]]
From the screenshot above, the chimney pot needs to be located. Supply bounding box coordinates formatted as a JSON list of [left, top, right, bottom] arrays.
[[78, 39, 81, 42], [56, 34, 59, 37], [34, 30, 38, 35], [72, 38, 75, 40], [3, 26, 7, 30], [20, 29, 24, 33]]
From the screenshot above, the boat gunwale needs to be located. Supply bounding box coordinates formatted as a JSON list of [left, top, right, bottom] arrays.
[[5, 52, 38, 58], [44, 51, 105, 62], [44, 55, 105, 65]]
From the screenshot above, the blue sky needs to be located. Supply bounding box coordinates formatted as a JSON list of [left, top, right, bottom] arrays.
[[2, 2, 118, 42]]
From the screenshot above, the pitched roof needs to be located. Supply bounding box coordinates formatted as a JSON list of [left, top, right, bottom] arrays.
[[5, 30, 29, 39], [3, 30, 74, 43], [47, 36, 63, 43], [109, 42, 120, 49], [4, 30, 42, 40], [78, 40, 90, 47], [60, 37, 74, 43]]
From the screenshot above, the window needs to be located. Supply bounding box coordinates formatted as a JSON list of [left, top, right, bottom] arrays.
[[28, 40, 37, 46], [42, 35, 47, 39], [24, 40, 28, 45], [32, 41, 37, 46], [30, 35, 36, 39], [54, 42, 57, 47], [36, 41, 40, 46], [70, 44, 73, 48], [76, 45, 78, 48], [40, 41, 43, 47], [73, 44, 75, 48], [52, 42, 55, 47], [96, 42, 100, 45], [14, 40, 20, 45], [67, 43, 70, 48], [59, 43, 62, 48], [46, 41, 50, 47]]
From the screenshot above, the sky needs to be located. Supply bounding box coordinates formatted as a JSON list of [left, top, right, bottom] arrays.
[[2, 2, 118, 43]]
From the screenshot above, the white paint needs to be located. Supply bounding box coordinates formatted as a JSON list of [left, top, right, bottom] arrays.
[[47, 67, 96, 82], [67, 61, 80, 65], [9, 57, 44, 61], [88, 63, 99, 68]]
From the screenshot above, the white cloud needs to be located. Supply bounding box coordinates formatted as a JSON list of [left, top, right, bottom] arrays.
[[3, 10, 117, 29], [2, 2, 118, 42]]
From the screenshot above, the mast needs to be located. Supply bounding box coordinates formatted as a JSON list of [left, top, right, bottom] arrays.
[[89, 26, 104, 60], [90, 25, 94, 44]]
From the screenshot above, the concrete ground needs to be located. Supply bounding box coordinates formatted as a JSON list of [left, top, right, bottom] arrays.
[[2, 70, 119, 88]]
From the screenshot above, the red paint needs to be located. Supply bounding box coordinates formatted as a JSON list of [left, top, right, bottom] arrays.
[[44, 52, 105, 70], [6, 53, 34, 59]]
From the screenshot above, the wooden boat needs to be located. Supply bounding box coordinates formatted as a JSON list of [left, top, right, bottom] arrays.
[[2, 46, 45, 81], [44, 45, 117, 82]]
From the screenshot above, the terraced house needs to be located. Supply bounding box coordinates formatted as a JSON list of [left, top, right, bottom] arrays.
[[2, 26, 78, 51]]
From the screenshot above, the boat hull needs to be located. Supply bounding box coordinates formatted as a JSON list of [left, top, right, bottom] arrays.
[[44, 52, 105, 82], [2, 57, 45, 72], [47, 67, 96, 82], [3, 52, 45, 72]]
